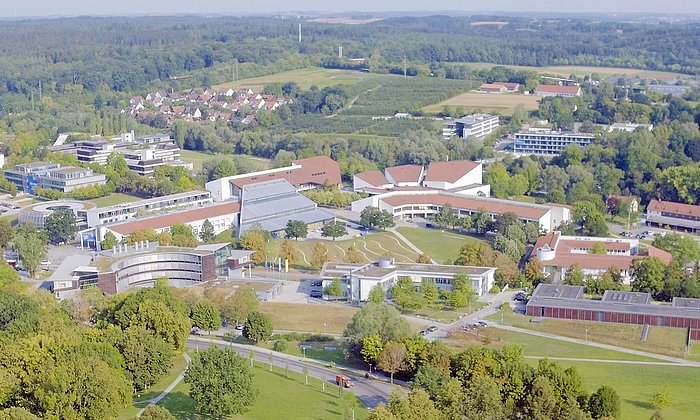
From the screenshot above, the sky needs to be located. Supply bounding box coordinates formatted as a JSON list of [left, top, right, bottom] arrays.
[[2, 0, 700, 17]]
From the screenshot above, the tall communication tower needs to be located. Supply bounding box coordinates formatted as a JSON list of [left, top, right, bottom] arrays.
[[298, 23, 302, 42]]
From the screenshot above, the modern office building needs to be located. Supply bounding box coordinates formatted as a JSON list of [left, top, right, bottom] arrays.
[[608, 123, 653, 133], [206, 156, 341, 202], [86, 190, 212, 227], [454, 114, 500, 138], [49, 255, 99, 299], [4, 162, 106, 193], [121, 143, 193, 176], [646, 199, 700, 233], [513, 130, 595, 155], [532, 232, 672, 284], [525, 284, 700, 340], [19, 200, 94, 230], [320, 257, 497, 302]]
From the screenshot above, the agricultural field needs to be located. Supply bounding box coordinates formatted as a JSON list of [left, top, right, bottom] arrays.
[[422, 91, 541, 115], [157, 357, 368, 420], [456, 62, 687, 79], [213, 67, 375, 91], [396, 227, 485, 264], [309, 17, 385, 25]]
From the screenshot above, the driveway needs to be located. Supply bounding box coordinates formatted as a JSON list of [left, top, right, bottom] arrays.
[[186, 336, 400, 408]]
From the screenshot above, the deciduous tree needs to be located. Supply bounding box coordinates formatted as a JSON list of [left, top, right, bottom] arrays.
[[278, 239, 299, 264], [243, 311, 272, 344], [324, 278, 344, 297], [199, 219, 215, 242], [588, 385, 621, 419], [285, 220, 308, 240], [45, 208, 78, 244], [310, 243, 329, 268], [367, 283, 386, 304], [321, 220, 347, 241], [345, 246, 364, 263], [221, 287, 259, 325], [377, 341, 407, 384], [192, 300, 221, 334]]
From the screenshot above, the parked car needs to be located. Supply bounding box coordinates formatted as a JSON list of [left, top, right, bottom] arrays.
[[477, 321, 488, 327], [428, 326, 438, 332], [235, 324, 244, 330], [310, 290, 323, 298], [425, 223, 436, 228], [419, 330, 429, 336]]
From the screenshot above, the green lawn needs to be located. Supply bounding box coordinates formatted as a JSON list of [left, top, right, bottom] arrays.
[[179, 150, 272, 172], [396, 227, 486, 264], [533, 360, 700, 420], [91, 193, 142, 208], [158, 359, 368, 419], [446, 327, 659, 362], [409, 301, 488, 323]]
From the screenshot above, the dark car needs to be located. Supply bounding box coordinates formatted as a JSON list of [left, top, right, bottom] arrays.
[[425, 223, 436, 229], [428, 326, 438, 332], [310, 290, 323, 298]]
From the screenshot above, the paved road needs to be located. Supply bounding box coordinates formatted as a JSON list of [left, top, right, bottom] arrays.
[[186, 336, 400, 408], [493, 324, 700, 367]]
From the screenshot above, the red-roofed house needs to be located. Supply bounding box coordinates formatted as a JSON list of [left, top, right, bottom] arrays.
[[534, 84, 582, 97], [97, 201, 241, 243], [532, 231, 672, 284], [205, 156, 341, 201], [423, 160, 482, 190], [479, 83, 507, 93], [353, 170, 393, 191], [646, 199, 700, 233], [385, 165, 424, 187]]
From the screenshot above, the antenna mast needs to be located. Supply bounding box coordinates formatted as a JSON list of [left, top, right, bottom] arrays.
[[298, 23, 302, 42]]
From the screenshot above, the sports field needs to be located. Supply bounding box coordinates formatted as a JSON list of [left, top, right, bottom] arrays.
[[422, 91, 541, 115], [213, 67, 374, 91]]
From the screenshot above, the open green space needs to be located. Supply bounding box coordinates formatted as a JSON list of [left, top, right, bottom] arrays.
[[158, 358, 368, 419], [259, 302, 358, 335], [531, 360, 700, 420], [409, 301, 488, 323], [493, 307, 692, 360], [179, 150, 272, 172], [422, 91, 541, 115], [213, 67, 375, 91], [117, 354, 189, 419], [454, 62, 686, 79], [91, 193, 142, 208], [396, 227, 486, 264], [445, 327, 659, 362]]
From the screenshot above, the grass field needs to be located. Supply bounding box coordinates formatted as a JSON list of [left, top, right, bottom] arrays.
[[267, 231, 420, 269], [259, 302, 359, 334], [445, 327, 659, 362], [91, 193, 142, 208], [179, 150, 271, 172], [493, 307, 692, 360], [213, 67, 374, 91], [158, 359, 368, 419], [422, 91, 541, 115], [396, 227, 485, 264], [537, 360, 700, 420]]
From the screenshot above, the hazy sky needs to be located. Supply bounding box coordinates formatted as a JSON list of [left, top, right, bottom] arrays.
[[2, 0, 700, 17]]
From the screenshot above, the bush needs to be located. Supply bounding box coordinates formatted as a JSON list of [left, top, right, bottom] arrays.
[[489, 284, 501, 294], [273, 339, 288, 352]]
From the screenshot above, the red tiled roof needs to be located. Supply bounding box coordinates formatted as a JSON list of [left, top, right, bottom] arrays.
[[424, 160, 480, 183], [229, 156, 341, 189], [107, 202, 240, 236], [648, 199, 700, 218], [355, 170, 390, 187], [535, 84, 581, 95], [480, 83, 507, 90], [493, 82, 520, 89], [385, 165, 423, 184], [381, 194, 549, 220]]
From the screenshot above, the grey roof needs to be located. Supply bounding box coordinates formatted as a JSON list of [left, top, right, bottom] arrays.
[[646, 214, 700, 230], [238, 178, 335, 237], [673, 297, 700, 309], [455, 114, 497, 126], [602, 290, 651, 305], [230, 250, 255, 259], [93, 190, 210, 212], [531, 284, 584, 300], [194, 243, 231, 252], [47, 254, 95, 282]]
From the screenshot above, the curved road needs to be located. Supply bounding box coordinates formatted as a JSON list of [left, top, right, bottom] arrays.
[[186, 336, 399, 408]]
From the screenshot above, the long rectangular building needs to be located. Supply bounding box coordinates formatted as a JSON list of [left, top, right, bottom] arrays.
[[646, 199, 700, 233], [351, 190, 570, 233], [526, 284, 700, 340], [514, 130, 595, 155]]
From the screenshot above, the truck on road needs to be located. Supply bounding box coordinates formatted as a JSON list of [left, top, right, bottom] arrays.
[[336, 374, 354, 388]]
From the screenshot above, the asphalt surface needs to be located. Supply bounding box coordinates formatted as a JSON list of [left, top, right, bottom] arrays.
[[186, 336, 400, 408]]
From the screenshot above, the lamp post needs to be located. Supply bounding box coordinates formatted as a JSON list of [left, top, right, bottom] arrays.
[[323, 322, 327, 334], [302, 347, 306, 358]]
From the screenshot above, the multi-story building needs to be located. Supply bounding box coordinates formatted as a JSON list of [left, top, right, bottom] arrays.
[[532, 232, 672, 284], [454, 114, 499, 139], [646, 199, 700, 233], [86, 190, 212, 227], [514, 130, 595, 155], [121, 143, 192, 176], [608, 123, 653, 133], [4, 162, 106, 193], [321, 257, 497, 302]]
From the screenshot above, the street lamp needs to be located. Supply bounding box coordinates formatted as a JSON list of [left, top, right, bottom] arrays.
[[302, 347, 306, 358], [323, 322, 327, 334], [369, 363, 372, 374]]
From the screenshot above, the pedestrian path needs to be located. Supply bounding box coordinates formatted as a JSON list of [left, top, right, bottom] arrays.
[[136, 352, 192, 416]]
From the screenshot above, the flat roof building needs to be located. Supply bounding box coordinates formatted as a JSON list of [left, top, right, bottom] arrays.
[[514, 130, 595, 155], [454, 114, 500, 139], [525, 283, 700, 340], [4, 162, 106, 194], [321, 257, 497, 302]]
